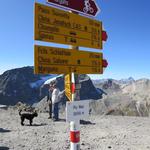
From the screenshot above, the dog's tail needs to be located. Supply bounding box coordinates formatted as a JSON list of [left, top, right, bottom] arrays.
[[19, 110, 22, 116]]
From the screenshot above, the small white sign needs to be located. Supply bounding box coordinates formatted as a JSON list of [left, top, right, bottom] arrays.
[[66, 100, 89, 122]]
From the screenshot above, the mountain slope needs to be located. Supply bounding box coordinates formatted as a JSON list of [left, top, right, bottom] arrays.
[[0, 67, 102, 105], [91, 78, 150, 116], [0, 67, 54, 105]]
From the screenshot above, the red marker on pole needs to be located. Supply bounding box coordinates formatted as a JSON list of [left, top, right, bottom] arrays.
[[71, 73, 75, 101], [102, 59, 108, 68], [70, 121, 80, 150], [102, 31, 108, 41], [102, 59, 108, 73]]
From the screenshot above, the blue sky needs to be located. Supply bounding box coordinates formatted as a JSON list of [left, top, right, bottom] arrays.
[[0, 0, 150, 80]]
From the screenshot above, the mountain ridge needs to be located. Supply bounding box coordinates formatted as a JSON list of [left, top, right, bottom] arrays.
[[0, 66, 102, 105]]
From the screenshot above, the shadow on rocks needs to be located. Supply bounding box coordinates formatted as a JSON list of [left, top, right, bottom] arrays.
[[0, 146, 9, 150], [51, 118, 66, 122], [0, 128, 11, 133], [58, 118, 66, 122], [25, 123, 47, 126], [80, 120, 95, 125]]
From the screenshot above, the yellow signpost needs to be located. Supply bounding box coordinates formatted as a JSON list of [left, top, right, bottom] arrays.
[[65, 74, 72, 101], [34, 3, 103, 49], [34, 2, 108, 149], [34, 45, 103, 74]]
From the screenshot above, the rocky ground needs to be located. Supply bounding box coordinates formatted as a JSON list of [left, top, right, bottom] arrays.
[[1, 108, 150, 150]]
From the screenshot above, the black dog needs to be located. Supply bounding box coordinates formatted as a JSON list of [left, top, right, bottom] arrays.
[[19, 110, 38, 126]]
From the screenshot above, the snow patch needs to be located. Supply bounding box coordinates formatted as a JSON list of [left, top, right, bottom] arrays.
[[0, 105, 7, 108], [44, 74, 63, 85], [29, 75, 59, 88]]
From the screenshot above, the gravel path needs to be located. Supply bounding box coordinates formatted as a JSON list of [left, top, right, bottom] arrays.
[[1, 108, 150, 150]]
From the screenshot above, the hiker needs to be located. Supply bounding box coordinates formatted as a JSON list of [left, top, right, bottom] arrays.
[[51, 82, 61, 121]]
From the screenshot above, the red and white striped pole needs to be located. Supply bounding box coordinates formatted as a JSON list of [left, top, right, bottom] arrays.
[[70, 121, 80, 150], [71, 72, 76, 101], [70, 72, 80, 150]]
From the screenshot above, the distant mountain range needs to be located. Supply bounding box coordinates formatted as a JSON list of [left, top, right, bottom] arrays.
[[90, 77, 150, 117], [0, 67, 52, 105], [0, 66, 102, 105], [92, 77, 135, 85], [1, 66, 150, 117]]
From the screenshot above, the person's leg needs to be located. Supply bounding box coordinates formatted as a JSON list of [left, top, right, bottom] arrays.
[[53, 103, 59, 120], [50, 103, 52, 118], [53, 103, 56, 119], [49, 103, 52, 118], [56, 103, 59, 120]]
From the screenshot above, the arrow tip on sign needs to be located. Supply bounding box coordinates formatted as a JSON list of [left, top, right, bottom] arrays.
[[92, 0, 101, 16]]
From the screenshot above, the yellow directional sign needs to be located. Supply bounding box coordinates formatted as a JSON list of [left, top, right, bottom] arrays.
[[34, 3, 102, 49], [65, 74, 72, 101], [34, 45, 103, 74]]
